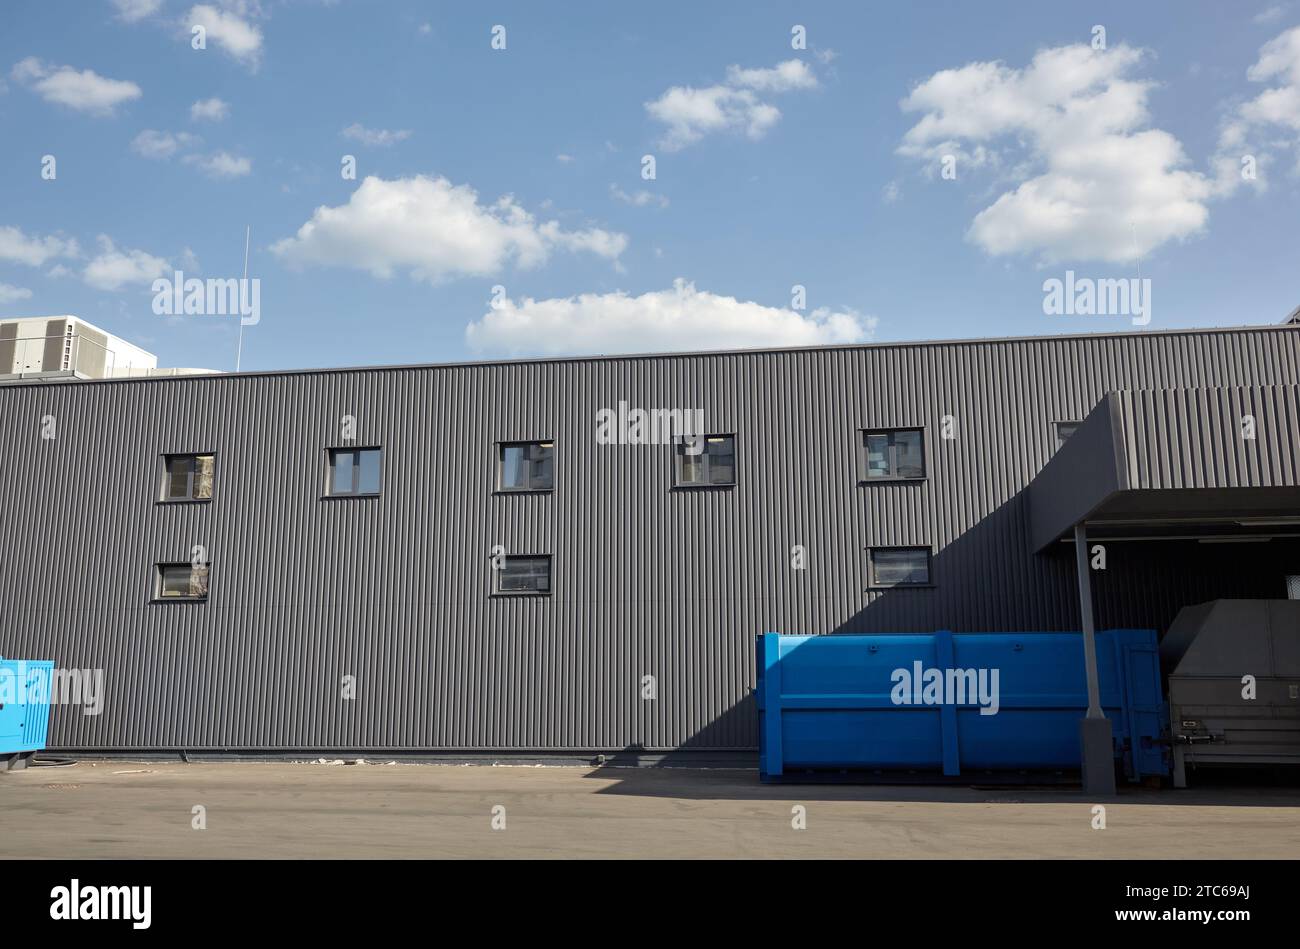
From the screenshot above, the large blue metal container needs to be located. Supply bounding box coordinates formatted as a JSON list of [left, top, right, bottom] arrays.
[[0, 658, 55, 770], [757, 630, 1167, 782]]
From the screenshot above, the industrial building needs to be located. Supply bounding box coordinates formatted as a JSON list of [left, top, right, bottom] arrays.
[[0, 320, 1297, 760]]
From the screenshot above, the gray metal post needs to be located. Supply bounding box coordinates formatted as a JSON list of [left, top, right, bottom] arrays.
[[1074, 522, 1103, 719], [1074, 522, 1116, 794]]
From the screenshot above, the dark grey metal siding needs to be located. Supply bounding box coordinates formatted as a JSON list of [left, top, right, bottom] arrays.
[[0, 326, 1297, 752], [1114, 385, 1300, 490], [1028, 384, 1300, 551]]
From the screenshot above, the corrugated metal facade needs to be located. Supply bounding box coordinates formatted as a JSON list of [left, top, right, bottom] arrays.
[[1, 325, 1297, 752], [1026, 384, 1300, 551], [1113, 385, 1300, 490]]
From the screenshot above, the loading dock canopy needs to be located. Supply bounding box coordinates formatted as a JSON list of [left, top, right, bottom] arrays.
[[1028, 385, 1300, 553]]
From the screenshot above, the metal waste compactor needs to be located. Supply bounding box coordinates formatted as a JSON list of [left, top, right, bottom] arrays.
[[1161, 600, 1300, 787]]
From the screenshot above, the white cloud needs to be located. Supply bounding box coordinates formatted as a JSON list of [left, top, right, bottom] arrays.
[[646, 58, 818, 150], [898, 43, 1212, 264], [183, 150, 252, 177], [271, 174, 627, 283], [341, 123, 412, 147], [725, 60, 820, 93], [131, 129, 199, 159], [465, 279, 875, 356], [10, 57, 141, 115], [187, 4, 263, 68], [0, 225, 80, 267], [111, 0, 163, 21], [610, 184, 669, 208], [1254, 5, 1288, 24], [556, 153, 575, 163], [418, 22, 432, 35], [131, 128, 246, 178], [190, 96, 229, 121], [1215, 26, 1300, 188], [0, 282, 33, 304], [83, 236, 169, 291]]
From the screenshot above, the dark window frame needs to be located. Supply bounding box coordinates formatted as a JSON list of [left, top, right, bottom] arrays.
[[1054, 420, 1083, 448], [159, 452, 216, 503], [152, 561, 211, 602], [866, 546, 934, 589], [495, 439, 556, 494], [672, 433, 737, 489], [492, 553, 554, 597], [859, 427, 926, 483], [324, 446, 383, 498]]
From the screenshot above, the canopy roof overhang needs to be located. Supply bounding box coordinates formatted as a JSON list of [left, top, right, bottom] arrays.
[[1028, 385, 1300, 553]]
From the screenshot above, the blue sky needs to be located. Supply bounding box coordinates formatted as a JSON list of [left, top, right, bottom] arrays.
[[1, 0, 1298, 372]]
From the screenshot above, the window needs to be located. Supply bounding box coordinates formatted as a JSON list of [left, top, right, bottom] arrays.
[[1288, 576, 1300, 600], [327, 447, 382, 496], [1055, 421, 1082, 447], [161, 453, 215, 501], [868, 547, 932, 588], [675, 434, 736, 487], [862, 429, 924, 480], [495, 555, 552, 595], [155, 562, 209, 601], [498, 441, 554, 492]]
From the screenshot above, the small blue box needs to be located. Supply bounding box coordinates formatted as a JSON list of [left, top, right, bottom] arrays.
[[0, 657, 56, 770]]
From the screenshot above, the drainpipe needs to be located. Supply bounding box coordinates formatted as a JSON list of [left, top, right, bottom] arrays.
[[1074, 522, 1116, 795]]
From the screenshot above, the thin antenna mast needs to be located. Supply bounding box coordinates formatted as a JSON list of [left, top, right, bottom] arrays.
[[1131, 221, 1140, 282], [235, 225, 250, 372]]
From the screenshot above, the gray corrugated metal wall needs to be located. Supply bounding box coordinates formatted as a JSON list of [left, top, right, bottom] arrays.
[[1, 326, 1297, 752], [1027, 384, 1300, 551], [1115, 385, 1300, 489]]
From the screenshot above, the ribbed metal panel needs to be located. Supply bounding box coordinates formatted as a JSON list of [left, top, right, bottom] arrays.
[[1114, 385, 1299, 490], [1, 326, 1297, 752], [0, 322, 16, 373], [20, 663, 54, 749], [41, 319, 66, 373]]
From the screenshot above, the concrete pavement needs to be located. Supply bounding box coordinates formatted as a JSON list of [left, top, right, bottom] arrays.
[[2, 760, 1297, 858]]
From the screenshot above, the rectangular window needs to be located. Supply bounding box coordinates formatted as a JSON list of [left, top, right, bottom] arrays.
[[498, 441, 554, 491], [155, 562, 209, 601], [1288, 576, 1300, 600], [495, 555, 552, 595], [675, 434, 736, 487], [862, 429, 924, 480], [327, 447, 382, 496], [868, 547, 932, 588], [1055, 421, 1082, 447], [161, 453, 215, 501]]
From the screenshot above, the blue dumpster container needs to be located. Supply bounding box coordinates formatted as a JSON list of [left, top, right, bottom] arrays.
[[0, 658, 55, 771], [756, 630, 1167, 783]]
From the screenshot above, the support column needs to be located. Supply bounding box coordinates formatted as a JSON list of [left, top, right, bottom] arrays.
[[1074, 522, 1116, 795]]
